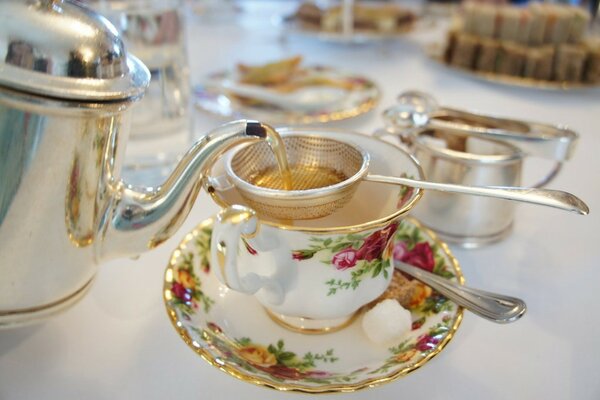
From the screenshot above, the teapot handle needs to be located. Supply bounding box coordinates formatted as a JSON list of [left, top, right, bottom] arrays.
[[211, 205, 285, 304]]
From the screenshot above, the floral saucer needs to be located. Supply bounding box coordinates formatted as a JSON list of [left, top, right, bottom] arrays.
[[164, 217, 463, 393], [193, 66, 380, 125]]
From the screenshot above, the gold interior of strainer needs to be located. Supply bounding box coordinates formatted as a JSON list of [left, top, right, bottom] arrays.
[[227, 135, 369, 220]]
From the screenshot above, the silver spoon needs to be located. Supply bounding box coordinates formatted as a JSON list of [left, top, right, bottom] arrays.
[[395, 261, 526, 323], [382, 90, 578, 162], [364, 174, 589, 215], [210, 80, 347, 111], [222, 134, 589, 222]]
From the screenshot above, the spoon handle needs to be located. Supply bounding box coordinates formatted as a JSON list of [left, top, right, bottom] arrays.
[[394, 261, 526, 324], [365, 174, 589, 215]]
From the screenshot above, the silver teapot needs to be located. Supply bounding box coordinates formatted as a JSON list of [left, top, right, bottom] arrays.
[[0, 0, 271, 328]]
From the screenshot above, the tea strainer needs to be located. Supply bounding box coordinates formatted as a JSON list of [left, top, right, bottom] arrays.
[[226, 135, 370, 220], [225, 135, 589, 221]]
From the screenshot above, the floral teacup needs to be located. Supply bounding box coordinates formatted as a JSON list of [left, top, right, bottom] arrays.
[[206, 129, 424, 333]]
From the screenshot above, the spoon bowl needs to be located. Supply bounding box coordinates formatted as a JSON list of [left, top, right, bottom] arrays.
[[213, 80, 348, 111], [395, 261, 526, 323]]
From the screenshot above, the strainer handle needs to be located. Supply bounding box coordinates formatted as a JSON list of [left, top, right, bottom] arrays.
[[211, 205, 285, 304]]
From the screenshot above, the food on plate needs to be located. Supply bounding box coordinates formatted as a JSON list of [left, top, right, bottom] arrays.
[[554, 44, 587, 82], [522, 46, 554, 80], [441, 2, 598, 84], [229, 55, 365, 107], [461, 2, 590, 46], [475, 38, 501, 72], [584, 39, 600, 83], [361, 299, 412, 344], [294, 1, 416, 34], [495, 43, 527, 76], [237, 56, 303, 86]]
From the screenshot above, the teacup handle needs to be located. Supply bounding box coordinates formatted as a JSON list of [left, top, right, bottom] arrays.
[[211, 205, 285, 304]]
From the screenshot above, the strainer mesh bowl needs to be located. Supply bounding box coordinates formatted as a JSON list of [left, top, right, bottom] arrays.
[[227, 135, 369, 220]]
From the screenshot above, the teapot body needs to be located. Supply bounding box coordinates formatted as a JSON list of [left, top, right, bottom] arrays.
[[0, 86, 132, 327], [0, 0, 272, 329]]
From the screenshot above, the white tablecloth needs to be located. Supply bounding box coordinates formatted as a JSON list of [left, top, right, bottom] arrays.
[[1, 3, 599, 399]]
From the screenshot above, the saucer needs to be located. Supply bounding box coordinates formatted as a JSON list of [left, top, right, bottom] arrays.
[[281, 19, 415, 45], [164, 217, 463, 393], [277, 3, 418, 45], [193, 66, 380, 125]]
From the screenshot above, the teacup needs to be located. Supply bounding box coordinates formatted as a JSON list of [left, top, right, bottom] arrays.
[[205, 129, 423, 333]]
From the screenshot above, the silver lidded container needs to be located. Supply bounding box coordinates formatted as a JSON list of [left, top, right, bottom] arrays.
[[379, 91, 580, 248]]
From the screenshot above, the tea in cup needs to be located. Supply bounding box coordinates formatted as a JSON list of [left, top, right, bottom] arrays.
[[205, 129, 423, 333]]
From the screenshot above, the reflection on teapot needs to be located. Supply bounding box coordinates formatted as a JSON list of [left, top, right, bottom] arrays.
[[0, 0, 273, 328]]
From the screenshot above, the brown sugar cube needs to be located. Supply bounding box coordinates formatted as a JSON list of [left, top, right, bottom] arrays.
[[373, 270, 431, 310]]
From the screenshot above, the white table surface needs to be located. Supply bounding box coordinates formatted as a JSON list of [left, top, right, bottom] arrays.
[[2, 2, 600, 399]]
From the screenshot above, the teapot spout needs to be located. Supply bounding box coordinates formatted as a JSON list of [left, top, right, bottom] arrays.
[[98, 120, 272, 260]]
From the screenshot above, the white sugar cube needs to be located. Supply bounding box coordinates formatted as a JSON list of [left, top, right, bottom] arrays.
[[362, 299, 412, 345]]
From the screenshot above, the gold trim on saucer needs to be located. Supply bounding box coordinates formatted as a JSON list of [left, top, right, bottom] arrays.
[[194, 66, 382, 126], [163, 216, 464, 394]]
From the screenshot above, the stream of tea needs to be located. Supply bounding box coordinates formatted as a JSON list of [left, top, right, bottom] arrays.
[[256, 127, 346, 191], [263, 126, 293, 190]]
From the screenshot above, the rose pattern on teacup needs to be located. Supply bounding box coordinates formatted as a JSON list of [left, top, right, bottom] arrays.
[[290, 222, 398, 296], [164, 218, 462, 390]]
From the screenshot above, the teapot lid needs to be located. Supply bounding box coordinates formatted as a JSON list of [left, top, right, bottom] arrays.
[[0, 0, 149, 101]]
